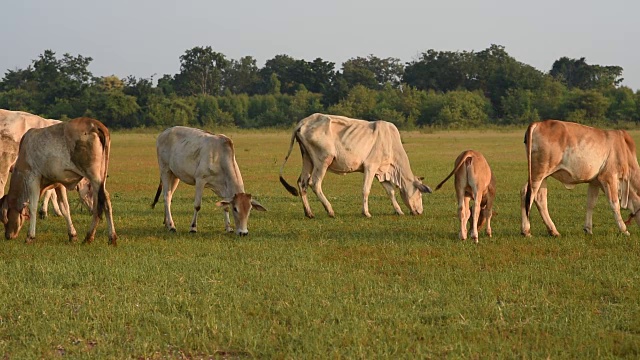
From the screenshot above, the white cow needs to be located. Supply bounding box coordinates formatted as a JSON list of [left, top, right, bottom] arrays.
[[151, 126, 266, 235], [522, 119, 640, 237], [435, 150, 496, 242], [279, 113, 431, 218], [0, 117, 117, 245], [0, 109, 92, 214]]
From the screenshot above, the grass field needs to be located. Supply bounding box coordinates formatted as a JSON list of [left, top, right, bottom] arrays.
[[1, 127, 639, 358]]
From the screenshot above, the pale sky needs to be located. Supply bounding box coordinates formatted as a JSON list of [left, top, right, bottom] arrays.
[[2, 0, 639, 90]]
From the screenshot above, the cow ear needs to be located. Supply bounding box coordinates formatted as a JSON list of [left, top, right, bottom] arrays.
[[414, 180, 432, 194], [215, 200, 231, 208], [251, 199, 267, 212]]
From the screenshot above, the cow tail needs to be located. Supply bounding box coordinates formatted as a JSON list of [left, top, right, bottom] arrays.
[[435, 152, 471, 191], [524, 123, 536, 217], [95, 122, 110, 220], [151, 181, 162, 209], [279, 129, 300, 196]]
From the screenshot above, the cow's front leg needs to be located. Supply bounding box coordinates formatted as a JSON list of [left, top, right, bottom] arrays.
[[55, 187, 77, 242], [381, 181, 404, 215], [26, 183, 41, 243], [223, 206, 233, 233], [190, 179, 205, 233], [584, 182, 599, 235], [602, 180, 630, 236], [361, 169, 376, 218]]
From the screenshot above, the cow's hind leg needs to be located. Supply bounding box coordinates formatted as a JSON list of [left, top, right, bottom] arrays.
[[381, 181, 404, 215], [584, 182, 599, 235], [459, 196, 471, 240], [162, 172, 180, 231], [309, 156, 335, 218], [298, 153, 315, 218]]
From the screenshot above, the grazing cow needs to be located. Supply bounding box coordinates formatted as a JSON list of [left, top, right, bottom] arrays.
[[151, 126, 266, 235], [522, 119, 640, 237], [0, 117, 117, 245], [435, 150, 496, 242], [279, 113, 432, 218], [0, 109, 91, 214]]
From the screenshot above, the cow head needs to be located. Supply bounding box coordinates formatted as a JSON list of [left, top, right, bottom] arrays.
[[216, 193, 267, 236], [400, 177, 432, 215], [0, 195, 29, 240]]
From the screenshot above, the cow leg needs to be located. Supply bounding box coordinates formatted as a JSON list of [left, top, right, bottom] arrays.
[[584, 182, 600, 235], [298, 152, 315, 218], [601, 180, 630, 236], [55, 187, 78, 242], [520, 183, 532, 236], [101, 186, 118, 245], [483, 206, 493, 238], [459, 196, 471, 240], [361, 168, 376, 218], [39, 190, 63, 219], [26, 181, 41, 243], [190, 179, 205, 233], [470, 193, 482, 243], [162, 173, 180, 231], [533, 184, 560, 237], [310, 157, 335, 218], [381, 181, 404, 215]]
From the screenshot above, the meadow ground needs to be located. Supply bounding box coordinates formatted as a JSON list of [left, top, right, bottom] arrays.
[[0, 128, 639, 358]]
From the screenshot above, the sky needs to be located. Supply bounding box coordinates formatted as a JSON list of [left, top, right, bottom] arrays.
[[2, 0, 639, 90]]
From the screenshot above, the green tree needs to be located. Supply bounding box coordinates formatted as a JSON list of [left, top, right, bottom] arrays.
[[342, 55, 404, 90], [550, 57, 623, 90], [174, 46, 229, 96], [224, 56, 260, 95]]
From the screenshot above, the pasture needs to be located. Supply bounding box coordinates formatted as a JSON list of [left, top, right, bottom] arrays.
[[1, 128, 639, 358]]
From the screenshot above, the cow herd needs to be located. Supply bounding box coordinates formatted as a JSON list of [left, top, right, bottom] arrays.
[[0, 109, 639, 246]]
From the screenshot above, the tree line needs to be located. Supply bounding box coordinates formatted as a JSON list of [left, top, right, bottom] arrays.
[[1, 44, 638, 129]]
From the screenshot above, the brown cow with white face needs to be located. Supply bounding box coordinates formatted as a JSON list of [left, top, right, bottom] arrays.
[[279, 113, 431, 218], [522, 119, 640, 237], [0, 117, 117, 244], [151, 126, 266, 235], [435, 150, 496, 243]]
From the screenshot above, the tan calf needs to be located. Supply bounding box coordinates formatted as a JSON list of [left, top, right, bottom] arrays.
[[435, 150, 495, 243]]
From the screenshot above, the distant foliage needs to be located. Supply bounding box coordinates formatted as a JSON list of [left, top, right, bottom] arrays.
[[0, 46, 638, 129]]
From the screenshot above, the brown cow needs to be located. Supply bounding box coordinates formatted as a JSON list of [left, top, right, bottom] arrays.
[[435, 150, 496, 242], [0, 109, 92, 214], [0, 117, 117, 244], [279, 113, 431, 218], [522, 119, 640, 237]]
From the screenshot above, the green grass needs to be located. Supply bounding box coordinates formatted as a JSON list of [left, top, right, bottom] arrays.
[[1, 129, 640, 358]]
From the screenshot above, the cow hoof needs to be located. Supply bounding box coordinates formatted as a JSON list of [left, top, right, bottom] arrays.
[[623, 230, 631, 236], [305, 213, 315, 219], [108, 235, 118, 246], [38, 211, 47, 219], [549, 231, 560, 237], [583, 227, 593, 235], [169, 228, 177, 233], [362, 212, 371, 218], [521, 231, 531, 237], [189, 229, 197, 233], [68, 234, 78, 242], [25, 236, 35, 244], [83, 236, 94, 244]]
